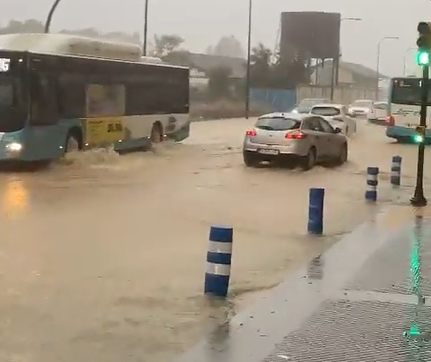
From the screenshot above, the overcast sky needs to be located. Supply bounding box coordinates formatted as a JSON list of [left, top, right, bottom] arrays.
[[1, 0, 429, 76]]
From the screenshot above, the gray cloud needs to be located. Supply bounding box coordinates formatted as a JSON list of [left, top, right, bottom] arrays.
[[1, 0, 429, 75]]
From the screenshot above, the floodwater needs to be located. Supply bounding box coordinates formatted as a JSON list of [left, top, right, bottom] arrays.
[[0, 118, 429, 362]]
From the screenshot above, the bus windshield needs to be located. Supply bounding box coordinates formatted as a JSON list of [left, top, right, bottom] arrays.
[[390, 77, 431, 106], [0, 73, 26, 132], [0, 53, 27, 132], [0, 75, 13, 108]]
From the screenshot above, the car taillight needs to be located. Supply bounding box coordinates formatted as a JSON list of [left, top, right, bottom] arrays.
[[246, 129, 257, 136], [386, 115, 395, 126], [286, 131, 307, 139]]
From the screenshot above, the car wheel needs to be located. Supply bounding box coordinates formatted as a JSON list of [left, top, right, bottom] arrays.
[[301, 147, 316, 171], [243, 151, 260, 167], [337, 143, 348, 165]]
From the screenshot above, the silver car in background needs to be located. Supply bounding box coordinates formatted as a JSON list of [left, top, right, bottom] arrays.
[[242, 113, 348, 170], [367, 101, 388, 125], [348, 99, 374, 118], [310, 103, 357, 136], [291, 98, 330, 114]]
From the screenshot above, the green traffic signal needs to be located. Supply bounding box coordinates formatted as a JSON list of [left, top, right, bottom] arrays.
[[414, 134, 424, 143], [416, 50, 430, 65]]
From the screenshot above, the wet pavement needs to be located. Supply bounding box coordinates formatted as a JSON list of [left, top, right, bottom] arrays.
[[176, 206, 431, 362], [0, 118, 431, 361]]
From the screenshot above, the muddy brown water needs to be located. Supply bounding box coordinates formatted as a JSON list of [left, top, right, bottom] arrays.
[[0, 118, 428, 361]]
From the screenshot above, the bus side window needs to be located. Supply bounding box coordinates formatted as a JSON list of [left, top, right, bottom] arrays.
[[86, 83, 125, 117], [58, 73, 86, 119], [30, 73, 59, 125]]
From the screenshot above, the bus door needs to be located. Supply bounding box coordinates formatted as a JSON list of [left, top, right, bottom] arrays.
[[25, 72, 66, 160]]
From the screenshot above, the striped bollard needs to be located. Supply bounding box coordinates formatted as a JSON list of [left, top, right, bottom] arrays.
[[204, 226, 233, 298], [307, 188, 324, 235], [365, 167, 379, 201], [390, 155, 402, 186]]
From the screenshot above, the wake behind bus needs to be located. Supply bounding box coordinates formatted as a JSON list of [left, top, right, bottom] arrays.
[[0, 33, 190, 161], [386, 76, 431, 143]]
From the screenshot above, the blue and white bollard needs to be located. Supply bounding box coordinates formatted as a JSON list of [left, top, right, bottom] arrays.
[[390, 155, 402, 186], [204, 226, 233, 298], [365, 167, 379, 201], [308, 188, 324, 235]]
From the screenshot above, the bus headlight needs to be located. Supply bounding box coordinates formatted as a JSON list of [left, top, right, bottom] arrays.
[[6, 142, 22, 151]]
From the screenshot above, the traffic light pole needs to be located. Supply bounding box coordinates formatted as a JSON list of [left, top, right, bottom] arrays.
[[411, 65, 429, 207]]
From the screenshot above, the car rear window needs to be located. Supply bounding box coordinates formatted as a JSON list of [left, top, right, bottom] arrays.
[[311, 107, 340, 116], [255, 117, 301, 131], [373, 102, 387, 110], [299, 99, 327, 107], [352, 100, 373, 107]]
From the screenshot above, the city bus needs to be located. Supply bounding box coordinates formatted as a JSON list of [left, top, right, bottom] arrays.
[[386, 77, 431, 142], [0, 33, 190, 161]]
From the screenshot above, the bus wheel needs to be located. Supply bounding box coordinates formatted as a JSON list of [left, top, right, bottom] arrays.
[[65, 130, 82, 153], [150, 122, 163, 144]]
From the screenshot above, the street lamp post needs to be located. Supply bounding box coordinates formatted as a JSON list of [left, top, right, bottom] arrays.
[[143, 0, 149, 55], [333, 17, 361, 94], [376, 36, 399, 99], [44, 0, 61, 33], [245, 0, 252, 119], [403, 47, 416, 76]]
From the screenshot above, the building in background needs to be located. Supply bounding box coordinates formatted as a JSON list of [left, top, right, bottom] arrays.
[[310, 59, 388, 89], [166, 52, 246, 87]]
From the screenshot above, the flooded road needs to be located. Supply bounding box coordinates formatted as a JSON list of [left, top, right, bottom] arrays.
[[0, 118, 428, 361]]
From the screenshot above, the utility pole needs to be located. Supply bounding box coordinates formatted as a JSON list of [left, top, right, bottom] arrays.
[[375, 36, 398, 99], [143, 0, 149, 55], [411, 22, 431, 207], [245, 0, 252, 119]]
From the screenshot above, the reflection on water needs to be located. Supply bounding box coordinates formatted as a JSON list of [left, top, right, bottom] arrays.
[[307, 255, 324, 280], [1, 178, 29, 219], [204, 298, 235, 359]]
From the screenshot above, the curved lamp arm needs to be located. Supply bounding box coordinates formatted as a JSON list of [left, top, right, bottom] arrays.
[[44, 0, 61, 33]]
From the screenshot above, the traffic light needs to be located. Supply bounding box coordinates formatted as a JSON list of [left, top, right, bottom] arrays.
[[417, 50, 430, 66], [417, 22, 431, 65], [414, 125, 426, 143]]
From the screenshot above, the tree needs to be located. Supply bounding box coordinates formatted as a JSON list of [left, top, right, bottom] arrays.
[[272, 52, 311, 88], [162, 50, 192, 67], [251, 43, 272, 67], [207, 66, 232, 99], [211, 36, 244, 58], [250, 43, 273, 88], [0, 19, 44, 34], [153, 34, 184, 57], [248, 43, 311, 89]]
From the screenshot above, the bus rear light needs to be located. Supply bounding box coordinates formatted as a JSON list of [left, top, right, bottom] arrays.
[[386, 115, 395, 126]]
